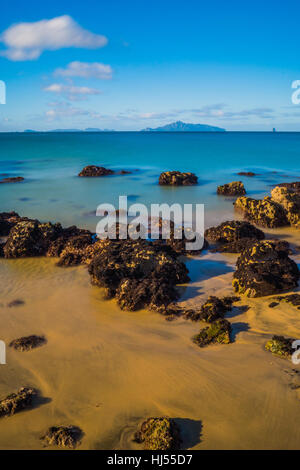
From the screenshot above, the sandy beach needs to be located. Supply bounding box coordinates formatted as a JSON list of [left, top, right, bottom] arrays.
[[0, 225, 299, 450]]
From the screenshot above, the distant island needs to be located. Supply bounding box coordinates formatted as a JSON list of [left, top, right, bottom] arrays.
[[141, 121, 226, 132], [24, 128, 114, 133]]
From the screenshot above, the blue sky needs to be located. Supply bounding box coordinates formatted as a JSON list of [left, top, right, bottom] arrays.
[[0, 0, 300, 131]]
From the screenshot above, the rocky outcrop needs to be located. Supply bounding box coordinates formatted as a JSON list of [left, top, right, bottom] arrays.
[[0, 387, 36, 417], [41, 426, 83, 449], [276, 181, 300, 194], [0, 176, 24, 184], [78, 165, 114, 177], [184, 296, 239, 322], [88, 239, 189, 312], [234, 196, 288, 228], [158, 171, 198, 186], [192, 319, 232, 347], [134, 417, 181, 450], [205, 220, 264, 252], [271, 186, 300, 228], [0, 211, 31, 236], [9, 335, 46, 352], [265, 335, 294, 358], [232, 240, 299, 297], [217, 181, 246, 196]]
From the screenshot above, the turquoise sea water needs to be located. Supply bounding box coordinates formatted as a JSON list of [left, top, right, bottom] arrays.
[[0, 132, 300, 231]]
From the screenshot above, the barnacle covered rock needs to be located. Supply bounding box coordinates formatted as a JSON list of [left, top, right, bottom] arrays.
[[271, 186, 300, 228], [134, 417, 181, 450], [217, 181, 246, 196], [265, 335, 295, 358], [184, 296, 239, 322], [205, 220, 264, 252], [158, 171, 198, 186], [234, 196, 288, 228], [78, 165, 114, 177], [232, 240, 299, 297], [0, 387, 37, 417], [193, 319, 232, 347], [9, 335, 46, 352], [41, 425, 83, 449]]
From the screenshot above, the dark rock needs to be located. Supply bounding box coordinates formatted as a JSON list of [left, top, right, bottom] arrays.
[[276, 181, 300, 194], [134, 417, 181, 450], [158, 171, 198, 186], [0, 387, 37, 417], [9, 335, 46, 352], [268, 302, 279, 308], [0, 176, 24, 184], [205, 220, 264, 253], [88, 239, 189, 312], [193, 319, 232, 347], [7, 299, 25, 307], [0, 211, 31, 236], [78, 165, 114, 177], [237, 172, 258, 177], [56, 233, 94, 266], [234, 196, 289, 228], [233, 240, 300, 297], [265, 335, 295, 358], [270, 294, 300, 310], [217, 181, 246, 196], [184, 296, 240, 322], [41, 425, 83, 449]]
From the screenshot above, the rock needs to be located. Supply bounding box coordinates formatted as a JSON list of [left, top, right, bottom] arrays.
[[192, 319, 232, 347], [0, 387, 36, 417], [0, 176, 24, 184], [184, 296, 239, 322], [41, 425, 83, 449], [9, 335, 46, 352], [134, 417, 181, 450], [158, 171, 198, 186], [232, 240, 300, 297], [88, 239, 189, 312], [237, 172, 258, 177], [234, 196, 288, 228], [47, 226, 92, 258], [270, 294, 300, 310], [78, 165, 114, 177], [56, 233, 94, 267], [265, 335, 294, 358], [3, 220, 63, 258], [205, 220, 264, 253], [271, 186, 300, 228], [276, 181, 300, 194], [7, 299, 25, 307], [0, 211, 31, 236], [116, 170, 132, 175], [217, 181, 246, 196]]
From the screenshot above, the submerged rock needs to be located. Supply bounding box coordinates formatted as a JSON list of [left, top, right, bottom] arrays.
[[265, 335, 295, 358], [78, 165, 114, 177], [158, 171, 198, 186], [184, 296, 239, 322], [237, 172, 258, 177], [205, 220, 264, 253], [9, 335, 46, 352], [41, 425, 83, 449], [0, 387, 36, 417], [193, 319, 232, 347], [134, 417, 181, 450], [88, 239, 189, 312], [0, 176, 24, 184], [217, 181, 246, 196], [232, 240, 299, 297], [271, 186, 300, 228], [234, 196, 288, 228]]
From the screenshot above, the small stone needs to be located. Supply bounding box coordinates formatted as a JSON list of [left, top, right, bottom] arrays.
[[192, 319, 232, 347], [9, 335, 46, 352], [134, 417, 181, 450], [41, 425, 83, 449], [158, 171, 198, 186], [0, 387, 37, 417]]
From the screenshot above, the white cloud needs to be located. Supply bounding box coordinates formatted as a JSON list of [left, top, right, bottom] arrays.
[[0, 15, 108, 61], [54, 61, 113, 80], [43, 83, 101, 100], [45, 101, 102, 121]]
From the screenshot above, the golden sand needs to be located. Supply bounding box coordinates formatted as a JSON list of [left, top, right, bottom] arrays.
[[0, 229, 300, 450]]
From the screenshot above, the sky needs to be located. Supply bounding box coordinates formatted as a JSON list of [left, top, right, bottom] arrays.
[[0, 0, 300, 131]]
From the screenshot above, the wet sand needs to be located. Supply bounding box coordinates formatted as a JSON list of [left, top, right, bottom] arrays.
[[0, 228, 300, 449]]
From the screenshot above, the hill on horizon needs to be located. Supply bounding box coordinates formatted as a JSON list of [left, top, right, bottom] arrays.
[[141, 120, 226, 132]]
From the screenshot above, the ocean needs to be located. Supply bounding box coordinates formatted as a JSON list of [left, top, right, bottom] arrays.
[[1, 131, 300, 231]]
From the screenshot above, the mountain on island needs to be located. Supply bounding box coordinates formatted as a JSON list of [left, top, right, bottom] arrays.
[[141, 121, 226, 132]]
